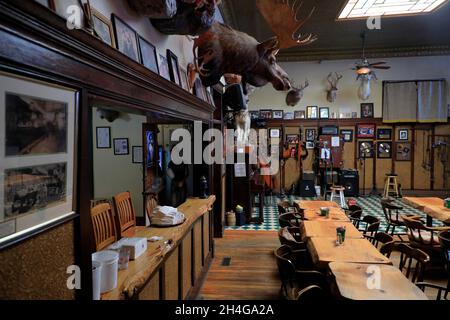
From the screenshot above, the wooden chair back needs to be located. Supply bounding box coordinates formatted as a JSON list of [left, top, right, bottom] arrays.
[[113, 191, 136, 237], [278, 227, 306, 250], [402, 216, 439, 246], [438, 231, 450, 275], [361, 215, 380, 236], [366, 232, 394, 249], [381, 198, 403, 223], [274, 245, 297, 293], [90, 203, 117, 251], [279, 213, 302, 228], [145, 193, 159, 223], [380, 242, 430, 283]]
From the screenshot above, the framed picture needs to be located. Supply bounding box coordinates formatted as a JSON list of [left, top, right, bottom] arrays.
[[180, 67, 190, 92], [294, 110, 305, 119], [35, 0, 55, 10], [54, 0, 83, 22], [357, 124, 376, 138], [361, 103, 374, 118], [352, 112, 358, 119], [113, 138, 129, 155], [359, 141, 374, 158], [0, 73, 77, 248], [138, 36, 158, 74], [270, 129, 280, 138], [158, 54, 171, 81], [96, 127, 111, 149], [377, 128, 392, 140], [112, 14, 140, 62], [399, 129, 409, 141], [319, 107, 329, 119], [272, 110, 283, 119], [305, 129, 316, 142], [306, 106, 318, 119], [194, 78, 207, 101], [167, 49, 182, 86], [86, 5, 115, 48], [284, 112, 294, 120], [132, 146, 143, 164], [396, 142, 412, 161], [306, 141, 315, 149], [250, 111, 260, 121], [286, 134, 300, 144], [340, 130, 353, 142], [259, 110, 272, 120], [377, 142, 392, 159]]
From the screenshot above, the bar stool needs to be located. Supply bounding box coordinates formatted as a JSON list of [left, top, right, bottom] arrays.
[[384, 173, 400, 198], [330, 186, 346, 208]]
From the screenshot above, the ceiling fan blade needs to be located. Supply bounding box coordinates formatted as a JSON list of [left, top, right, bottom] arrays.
[[369, 61, 387, 66], [373, 66, 391, 70]]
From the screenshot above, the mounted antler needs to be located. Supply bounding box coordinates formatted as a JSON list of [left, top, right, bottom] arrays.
[[256, 0, 317, 50], [326, 72, 342, 103], [286, 79, 309, 106]]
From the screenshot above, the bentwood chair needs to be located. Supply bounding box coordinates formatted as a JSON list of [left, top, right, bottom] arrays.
[[278, 227, 307, 250], [144, 193, 159, 224], [113, 191, 136, 238], [279, 213, 303, 228], [364, 232, 394, 250], [277, 201, 299, 215], [380, 242, 430, 283], [90, 203, 117, 251], [380, 198, 413, 240], [353, 215, 380, 237]]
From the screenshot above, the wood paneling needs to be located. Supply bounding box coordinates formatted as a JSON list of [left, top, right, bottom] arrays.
[[181, 232, 192, 299], [163, 247, 179, 300], [193, 220, 203, 282], [139, 271, 160, 300], [203, 213, 210, 261]]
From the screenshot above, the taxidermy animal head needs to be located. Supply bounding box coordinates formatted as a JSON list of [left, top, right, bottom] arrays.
[[357, 72, 376, 101], [235, 110, 251, 145], [326, 72, 343, 103], [97, 108, 120, 123], [286, 80, 309, 107], [193, 23, 291, 92]]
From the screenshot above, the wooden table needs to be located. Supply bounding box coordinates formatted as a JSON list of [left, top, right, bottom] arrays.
[[303, 208, 350, 222], [295, 200, 341, 210], [329, 262, 428, 300], [307, 237, 392, 269], [403, 197, 450, 226], [300, 221, 363, 242]]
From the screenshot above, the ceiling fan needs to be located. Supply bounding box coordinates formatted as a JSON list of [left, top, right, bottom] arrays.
[[353, 32, 391, 76]]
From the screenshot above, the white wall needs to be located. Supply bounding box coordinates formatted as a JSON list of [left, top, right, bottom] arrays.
[[249, 56, 450, 116], [92, 108, 146, 217]]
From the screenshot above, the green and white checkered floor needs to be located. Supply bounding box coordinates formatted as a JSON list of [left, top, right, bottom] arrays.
[[225, 195, 443, 233]]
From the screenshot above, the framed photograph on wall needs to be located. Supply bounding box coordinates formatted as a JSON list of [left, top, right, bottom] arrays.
[[306, 141, 315, 149], [396, 142, 412, 161], [340, 129, 353, 142], [259, 110, 272, 120], [357, 124, 376, 138], [377, 128, 392, 140], [306, 106, 318, 119], [284, 112, 294, 120], [138, 36, 159, 74], [377, 142, 392, 159], [158, 54, 171, 81], [294, 110, 305, 119], [96, 127, 111, 149], [111, 14, 140, 62], [132, 146, 143, 164], [359, 141, 374, 158], [180, 67, 190, 92], [250, 111, 260, 121], [286, 134, 300, 144], [399, 129, 409, 141], [269, 129, 280, 138], [319, 107, 329, 119], [361, 103, 374, 118], [305, 129, 316, 142], [114, 138, 129, 155], [53, 0, 84, 22], [194, 78, 207, 101], [0, 72, 77, 248], [86, 5, 116, 48], [272, 110, 283, 119], [167, 49, 182, 86]]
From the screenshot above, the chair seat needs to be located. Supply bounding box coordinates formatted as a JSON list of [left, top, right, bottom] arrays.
[[386, 173, 398, 177]]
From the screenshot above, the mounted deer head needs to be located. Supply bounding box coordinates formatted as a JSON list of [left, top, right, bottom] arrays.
[[357, 72, 376, 101], [193, 23, 291, 92], [286, 79, 309, 106], [326, 72, 342, 103], [256, 0, 317, 50]]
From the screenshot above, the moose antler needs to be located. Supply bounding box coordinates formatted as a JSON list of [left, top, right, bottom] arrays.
[[256, 0, 317, 50], [327, 72, 343, 89]]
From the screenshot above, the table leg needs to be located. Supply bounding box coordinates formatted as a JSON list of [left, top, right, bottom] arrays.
[[426, 215, 433, 227]]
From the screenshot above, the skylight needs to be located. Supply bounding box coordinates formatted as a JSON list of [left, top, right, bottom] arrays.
[[338, 0, 448, 19]]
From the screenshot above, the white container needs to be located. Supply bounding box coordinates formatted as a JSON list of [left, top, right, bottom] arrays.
[[119, 238, 147, 260], [92, 261, 102, 300], [315, 186, 321, 197], [92, 250, 119, 293]]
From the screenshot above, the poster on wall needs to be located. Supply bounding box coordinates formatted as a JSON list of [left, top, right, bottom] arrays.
[[0, 72, 77, 247]]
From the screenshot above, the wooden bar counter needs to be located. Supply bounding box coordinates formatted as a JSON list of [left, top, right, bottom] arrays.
[[101, 196, 216, 300]]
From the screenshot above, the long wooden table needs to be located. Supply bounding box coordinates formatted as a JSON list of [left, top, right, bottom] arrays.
[[402, 197, 450, 226], [300, 221, 363, 242], [303, 208, 350, 222], [295, 200, 341, 210], [329, 262, 428, 300], [101, 196, 216, 300]]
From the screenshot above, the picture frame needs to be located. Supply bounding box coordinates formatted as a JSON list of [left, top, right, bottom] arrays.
[[305, 129, 316, 142], [96, 127, 111, 149], [283, 112, 294, 120], [294, 110, 306, 119], [319, 107, 329, 119], [194, 78, 207, 101], [352, 112, 358, 119], [250, 111, 260, 121], [272, 110, 283, 119], [359, 141, 375, 159], [0, 72, 77, 248], [259, 110, 272, 120], [158, 53, 171, 81], [180, 67, 190, 92], [167, 49, 182, 86], [306, 141, 315, 149], [377, 128, 392, 140], [377, 141, 392, 159], [306, 106, 318, 119], [86, 5, 116, 48], [53, 0, 83, 22], [269, 129, 280, 138], [113, 138, 129, 155], [399, 129, 409, 141], [286, 134, 300, 144], [111, 14, 140, 62], [340, 129, 353, 142], [361, 103, 374, 118], [396, 142, 412, 161], [138, 36, 159, 74], [35, 0, 55, 10], [357, 124, 376, 138], [132, 146, 143, 164]]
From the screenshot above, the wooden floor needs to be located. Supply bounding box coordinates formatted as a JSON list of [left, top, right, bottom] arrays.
[[198, 230, 281, 300]]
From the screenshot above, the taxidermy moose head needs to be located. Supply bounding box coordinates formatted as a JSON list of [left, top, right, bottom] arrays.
[[357, 72, 376, 101], [193, 23, 291, 93], [326, 72, 343, 103], [286, 80, 309, 107]]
